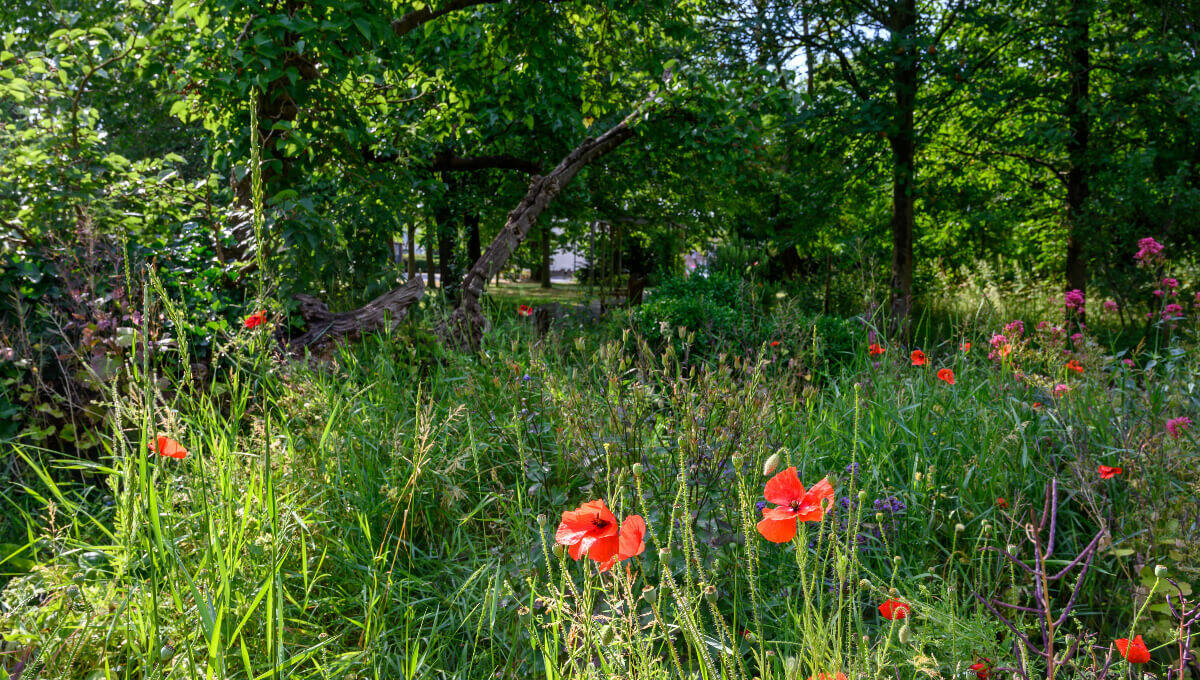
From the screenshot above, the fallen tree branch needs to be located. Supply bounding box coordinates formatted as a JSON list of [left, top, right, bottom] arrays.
[[289, 275, 425, 353], [436, 88, 662, 350]]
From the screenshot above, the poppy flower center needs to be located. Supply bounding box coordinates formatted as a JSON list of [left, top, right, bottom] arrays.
[[592, 518, 610, 530]]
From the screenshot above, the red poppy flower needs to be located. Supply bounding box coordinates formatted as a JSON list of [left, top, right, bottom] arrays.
[[770, 340, 781, 347], [1115, 635, 1150, 664], [555, 500, 619, 563], [961, 342, 972, 352], [517, 304, 533, 317], [995, 497, 1008, 509], [152, 436, 188, 460], [937, 368, 955, 385], [1066, 359, 1084, 373], [756, 468, 834, 543], [597, 514, 647, 572], [910, 349, 926, 366], [868, 343, 886, 356], [243, 310, 267, 329], [878, 599, 909, 620], [1098, 465, 1123, 479], [970, 658, 992, 678], [1032, 402, 1043, 409]]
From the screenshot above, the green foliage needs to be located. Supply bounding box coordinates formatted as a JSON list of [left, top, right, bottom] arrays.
[[633, 273, 753, 352]]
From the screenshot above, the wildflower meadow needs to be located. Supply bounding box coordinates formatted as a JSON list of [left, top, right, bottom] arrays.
[[3, 2, 1200, 678]]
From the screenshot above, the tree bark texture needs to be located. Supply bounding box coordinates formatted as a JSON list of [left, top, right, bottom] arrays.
[[289, 276, 425, 353]]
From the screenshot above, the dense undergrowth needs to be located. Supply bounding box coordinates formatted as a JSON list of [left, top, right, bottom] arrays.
[[2, 279, 1198, 679]]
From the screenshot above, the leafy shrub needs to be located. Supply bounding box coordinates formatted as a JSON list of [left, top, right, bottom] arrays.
[[633, 273, 760, 353]]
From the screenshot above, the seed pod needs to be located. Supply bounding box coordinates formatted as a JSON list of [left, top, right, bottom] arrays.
[[632, 463, 643, 478], [763, 453, 781, 476], [642, 585, 656, 602], [1155, 564, 1168, 578], [955, 523, 965, 533], [536, 514, 547, 527]]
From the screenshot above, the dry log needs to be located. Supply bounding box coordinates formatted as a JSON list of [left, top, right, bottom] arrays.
[[289, 275, 425, 353]]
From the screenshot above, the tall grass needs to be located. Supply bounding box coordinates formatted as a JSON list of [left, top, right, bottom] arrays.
[[3, 291, 1197, 678]]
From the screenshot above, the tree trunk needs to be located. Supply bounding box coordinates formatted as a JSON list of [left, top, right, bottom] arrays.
[[436, 106, 644, 349], [425, 223, 436, 288], [407, 220, 417, 280], [466, 212, 481, 264], [1065, 0, 1091, 305], [436, 173, 459, 303], [540, 222, 553, 288], [887, 0, 919, 335]]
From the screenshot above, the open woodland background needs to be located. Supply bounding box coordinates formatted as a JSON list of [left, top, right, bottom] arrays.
[[2, 1, 1200, 679]]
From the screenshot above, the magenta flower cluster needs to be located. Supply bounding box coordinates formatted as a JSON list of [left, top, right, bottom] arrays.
[[1134, 236, 1164, 262]]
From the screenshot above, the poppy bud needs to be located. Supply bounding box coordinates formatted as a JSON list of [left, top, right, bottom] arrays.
[[1154, 564, 1168, 578], [889, 587, 898, 596], [536, 514, 547, 527], [858, 490, 868, 502], [858, 578, 871, 588], [955, 523, 965, 533], [632, 463, 643, 478], [553, 544, 565, 557], [763, 453, 781, 476], [898, 624, 913, 644], [159, 644, 176, 662]]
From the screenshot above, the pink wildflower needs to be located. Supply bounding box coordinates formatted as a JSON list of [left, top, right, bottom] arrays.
[[1134, 237, 1164, 262], [1153, 289, 1164, 298], [1163, 303, 1184, 320], [1122, 359, 1135, 368], [1064, 289, 1085, 313], [1004, 320, 1025, 337], [1053, 384, 1070, 397], [1102, 300, 1119, 312], [1163, 277, 1179, 289], [1166, 417, 1192, 439]]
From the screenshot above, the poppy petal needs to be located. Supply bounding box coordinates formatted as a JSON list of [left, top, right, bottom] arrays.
[[764, 466, 805, 506], [585, 535, 619, 564], [617, 515, 646, 560], [763, 506, 800, 521], [153, 436, 188, 460], [756, 515, 797, 543]]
